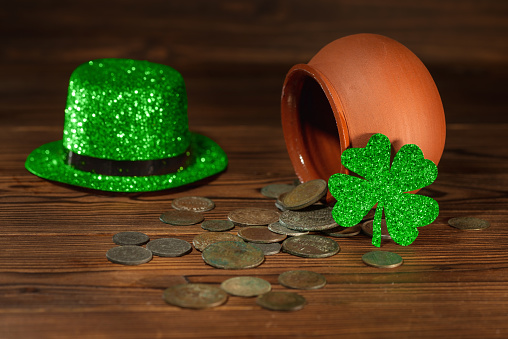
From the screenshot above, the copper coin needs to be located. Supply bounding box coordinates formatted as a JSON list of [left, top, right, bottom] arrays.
[[160, 210, 204, 226], [279, 205, 338, 231], [361, 219, 391, 240], [256, 291, 306, 311], [146, 238, 192, 257], [275, 192, 289, 211], [362, 251, 403, 268], [448, 216, 490, 230], [268, 222, 309, 236], [261, 184, 295, 199], [163, 283, 228, 309], [321, 224, 361, 237], [221, 276, 271, 297], [281, 179, 327, 210], [112, 231, 150, 246], [282, 235, 340, 258], [228, 208, 280, 226], [192, 232, 243, 252], [237, 226, 287, 244], [201, 219, 235, 232], [249, 242, 281, 256], [106, 246, 152, 266], [202, 241, 265, 269], [278, 270, 327, 290], [171, 196, 215, 212]]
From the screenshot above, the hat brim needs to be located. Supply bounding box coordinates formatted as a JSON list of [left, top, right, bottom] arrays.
[[25, 132, 228, 192]]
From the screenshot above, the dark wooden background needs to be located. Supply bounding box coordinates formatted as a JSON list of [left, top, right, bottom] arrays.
[[1, 1, 507, 338]]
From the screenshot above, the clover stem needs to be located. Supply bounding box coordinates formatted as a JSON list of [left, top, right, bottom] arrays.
[[372, 204, 383, 247]]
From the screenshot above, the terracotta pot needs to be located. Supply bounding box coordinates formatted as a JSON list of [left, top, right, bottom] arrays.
[[281, 33, 446, 202]]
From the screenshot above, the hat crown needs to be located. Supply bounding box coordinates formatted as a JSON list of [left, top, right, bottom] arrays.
[[63, 59, 190, 161]]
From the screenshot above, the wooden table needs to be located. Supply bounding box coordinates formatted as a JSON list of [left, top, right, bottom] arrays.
[[1, 1, 507, 338]]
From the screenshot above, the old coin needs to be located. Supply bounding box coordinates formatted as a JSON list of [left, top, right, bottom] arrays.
[[160, 210, 204, 226], [261, 184, 295, 199], [163, 283, 228, 309], [146, 238, 192, 257], [281, 179, 327, 210], [275, 192, 289, 211], [249, 242, 281, 256], [361, 219, 392, 240], [256, 291, 306, 311], [171, 196, 215, 212], [201, 219, 235, 232], [282, 235, 340, 258], [278, 270, 327, 290], [268, 221, 309, 236], [221, 276, 271, 297], [228, 208, 280, 227], [321, 224, 361, 238], [279, 205, 338, 231], [237, 226, 287, 244], [112, 231, 150, 246], [192, 232, 243, 252], [362, 251, 403, 268], [448, 216, 490, 230], [202, 241, 264, 269], [106, 245, 152, 265]]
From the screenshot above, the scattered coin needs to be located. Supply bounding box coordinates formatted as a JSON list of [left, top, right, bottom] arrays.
[[249, 242, 282, 256], [192, 232, 244, 252], [146, 238, 192, 257], [361, 219, 392, 240], [275, 192, 289, 211], [163, 283, 228, 309], [228, 208, 280, 227], [281, 179, 327, 210], [221, 276, 272, 297], [160, 210, 204, 226], [279, 205, 338, 231], [278, 270, 327, 290], [268, 221, 309, 236], [171, 196, 215, 212], [201, 219, 235, 232], [282, 235, 340, 258], [106, 245, 152, 265], [256, 291, 306, 311], [321, 224, 361, 237], [261, 184, 295, 199], [112, 231, 150, 246], [237, 226, 287, 244], [202, 241, 265, 269], [362, 251, 403, 268], [448, 216, 490, 230]]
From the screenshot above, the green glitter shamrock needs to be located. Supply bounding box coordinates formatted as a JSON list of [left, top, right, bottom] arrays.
[[328, 133, 439, 247]]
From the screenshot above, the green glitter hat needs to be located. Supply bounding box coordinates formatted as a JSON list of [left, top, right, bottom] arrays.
[[25, 58, 228, 192]]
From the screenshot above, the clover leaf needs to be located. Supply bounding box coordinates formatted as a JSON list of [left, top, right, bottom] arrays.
[[328, 133, 439, 247]]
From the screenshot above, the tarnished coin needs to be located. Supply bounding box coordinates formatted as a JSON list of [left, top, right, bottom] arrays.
[[278, 270, 327, 290], [268, 221, 309, 236], [279, 205, 338, 231], [192, 232, 244, 252], [106, 245, 152, 265], [171, 196, 215, 212], [201, 219, 235, 232], [228, 208, 280, 227], [146, 238, 192, 257], [448, 216, 490, 230], [221, 276, 271, 297], [163, 283, 228, 309], [112, 231, 150, 246], [256, 291, 306, 311], [261, 184, 295, 199], [281, 179, 327, 210], [282, 235, 340, 258], [249, 242, 281, 256], [321, 224, 361, 237], [160, 210, 204, 226], [361, 219, 392, 240], [362, 251, 403, 268], [202, 241, 265, 269], [237, 226, 287, 244], [275, 192, 289, 211]]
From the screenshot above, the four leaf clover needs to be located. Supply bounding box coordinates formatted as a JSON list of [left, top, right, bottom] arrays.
[[328, 133, 439, 247]]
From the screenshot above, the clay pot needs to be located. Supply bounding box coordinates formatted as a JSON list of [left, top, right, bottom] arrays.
[[281, 33, 446, 201]]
